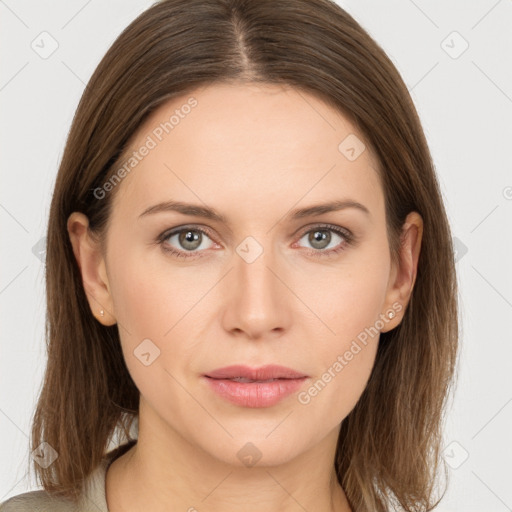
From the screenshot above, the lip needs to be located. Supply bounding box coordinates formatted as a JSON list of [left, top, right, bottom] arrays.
[[203, 365, 309, 408], [204, 364, 308, 380]]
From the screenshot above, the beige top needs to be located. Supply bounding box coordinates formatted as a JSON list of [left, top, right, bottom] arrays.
[[0, 443, 134, 512]]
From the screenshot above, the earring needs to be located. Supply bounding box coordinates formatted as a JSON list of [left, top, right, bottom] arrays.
[[100, 310, 105, 317], [387, 310, 395, 319]]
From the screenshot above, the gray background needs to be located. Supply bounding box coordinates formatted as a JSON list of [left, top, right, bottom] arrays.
[[1, 0, 511, 510]]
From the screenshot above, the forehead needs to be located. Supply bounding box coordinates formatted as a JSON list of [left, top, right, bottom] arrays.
[[110, 82, 383, 221]]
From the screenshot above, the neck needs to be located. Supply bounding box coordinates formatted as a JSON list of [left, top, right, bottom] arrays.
[[105, 405, 352, 512]]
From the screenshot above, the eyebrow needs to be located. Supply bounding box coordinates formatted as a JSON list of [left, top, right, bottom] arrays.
[[138, 199, 371, 223]]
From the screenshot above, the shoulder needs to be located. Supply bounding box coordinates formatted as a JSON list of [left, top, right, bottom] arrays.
[[0, 441, 137, 512], [0, 490, 77, 511]]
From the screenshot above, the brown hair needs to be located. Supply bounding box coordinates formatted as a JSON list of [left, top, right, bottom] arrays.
[[30, 0, 459, 510]]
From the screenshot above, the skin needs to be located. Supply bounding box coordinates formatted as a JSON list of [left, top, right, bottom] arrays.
[[68, 82, 423, 512]]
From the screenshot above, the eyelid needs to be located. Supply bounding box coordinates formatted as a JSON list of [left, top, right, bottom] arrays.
[[159, 223, 353, 244], [156, 224, 219, 260], [157, 222, 355, 258], [294, 222, 353, 240], [158, 223, 219, 243]]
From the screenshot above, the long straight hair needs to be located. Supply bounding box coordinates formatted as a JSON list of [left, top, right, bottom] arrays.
[[30, 1, 459, 510]]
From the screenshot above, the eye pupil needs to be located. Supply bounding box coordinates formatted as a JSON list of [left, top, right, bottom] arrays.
[[179, 230, 201, 250], [309, 230, 331, 249]]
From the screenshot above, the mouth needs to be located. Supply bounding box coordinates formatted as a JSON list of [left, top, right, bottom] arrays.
[[205, 375, 307, 384], [202, 370, 308, 408], [204, 364, 308, 381], [207, 377, 294, 383]]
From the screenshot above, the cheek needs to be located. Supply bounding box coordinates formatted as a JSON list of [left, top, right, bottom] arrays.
[[107, 248, 216, 385], [106, 252, 198, 408], [300, 245, 390, 339], [299, 322, 380, 427], [296, 251, 389, 417], [109, 248, 208, 339]]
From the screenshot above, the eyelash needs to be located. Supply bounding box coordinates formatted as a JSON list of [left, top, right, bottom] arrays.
[[156, 223, 355, 260]]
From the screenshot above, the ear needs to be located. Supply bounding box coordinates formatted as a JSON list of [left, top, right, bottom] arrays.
[[67, 212, 117, 326], [380, 211, 423, 332]]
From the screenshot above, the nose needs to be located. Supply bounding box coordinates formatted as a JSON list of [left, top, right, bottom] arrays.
[[221, 241, 292, 340]]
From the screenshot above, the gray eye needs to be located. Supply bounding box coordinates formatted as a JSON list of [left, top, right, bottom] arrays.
[[178, 230, 202, 250], [165, 228, 215, 253], [299, 229, 343, 251]]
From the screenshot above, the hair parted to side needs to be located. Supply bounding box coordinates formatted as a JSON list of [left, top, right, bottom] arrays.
[[31, 0, 459, 510]]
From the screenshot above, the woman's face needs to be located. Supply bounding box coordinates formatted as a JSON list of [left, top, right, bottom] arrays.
[[70, 82, 419, 467]]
